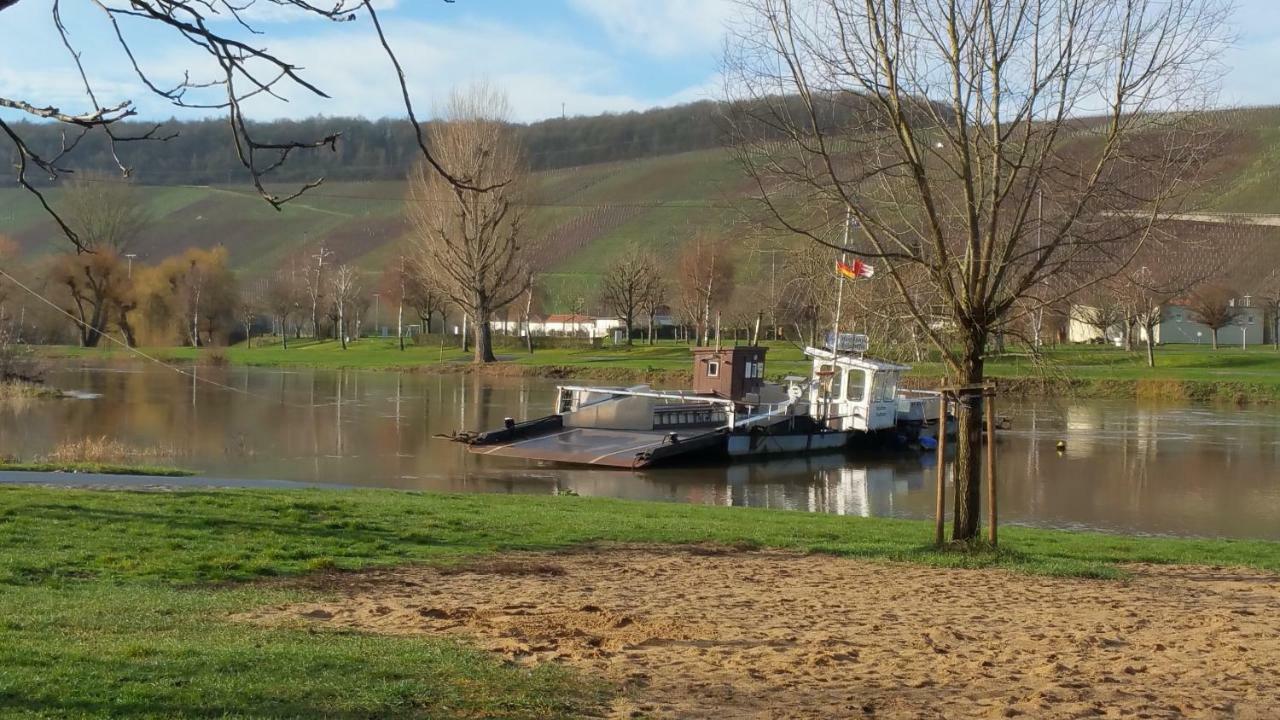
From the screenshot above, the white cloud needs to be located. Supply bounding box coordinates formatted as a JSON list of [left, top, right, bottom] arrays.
[[139, 17, 719, 122], [567, 0, 734, 59], [0, 3, 720, 124], [215, 0, 398, 24]]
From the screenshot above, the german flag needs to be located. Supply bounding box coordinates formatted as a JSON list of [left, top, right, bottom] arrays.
[[836, 258, 875, 279]]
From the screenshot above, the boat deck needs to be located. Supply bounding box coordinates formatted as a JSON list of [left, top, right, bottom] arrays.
[[469, 426, 721, 468]]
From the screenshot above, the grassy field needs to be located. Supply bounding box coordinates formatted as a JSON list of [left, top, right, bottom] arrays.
[[39, 338, 1280, 397], [0, 485, 1278, 718]]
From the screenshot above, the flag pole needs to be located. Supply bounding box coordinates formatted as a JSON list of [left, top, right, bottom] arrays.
[[831, 205, 852, 353], [823, 206, 852, 426]]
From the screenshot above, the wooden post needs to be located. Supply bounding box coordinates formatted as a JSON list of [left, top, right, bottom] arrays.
[[985, 387, 998, 547], [934, 393, 948, 546]]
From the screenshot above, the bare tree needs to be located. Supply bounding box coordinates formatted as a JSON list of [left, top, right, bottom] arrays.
[[1117, 261, 1206, 367], [303, 246, 331, 339], [640, 274, 668, 345], [1189, 285, 1240, 350], [678, 234, 736, 346], [330, 265, 361, 350], [724, 0, 1228, 541], [599, 247, 660, 347], [1, 0, 484, 254], [404, 271, 447, 338], [408, 82, 531, 363], [266, 262, 305, 349]]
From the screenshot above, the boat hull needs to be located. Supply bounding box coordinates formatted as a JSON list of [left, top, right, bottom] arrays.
[[726, 430, 851, 458]]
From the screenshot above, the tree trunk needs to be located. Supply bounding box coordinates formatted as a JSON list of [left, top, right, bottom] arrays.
[[1211, 329, 1218, 350], [949, 337, 986, 542], [398, 303, 404, 351], [281, 317, 289, 350], [624, 318, 633, 346], [523, 289, 534, 355], [1145, 325, 1156, 368], [83, 303, 107, 348], [474, 318, 496, 363], [338, 305, 347, 350], [647, 314, 654, 345]]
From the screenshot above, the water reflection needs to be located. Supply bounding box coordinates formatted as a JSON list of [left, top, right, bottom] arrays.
[[2, 363, 1278, 540]]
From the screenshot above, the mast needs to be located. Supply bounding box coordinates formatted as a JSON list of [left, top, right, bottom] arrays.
[[822, 206, 853, 425], [831, 205, 852, 352]]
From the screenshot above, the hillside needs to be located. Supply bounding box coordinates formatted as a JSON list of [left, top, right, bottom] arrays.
[[0, 147, 761, 312], [5, 105, 1280, 311]]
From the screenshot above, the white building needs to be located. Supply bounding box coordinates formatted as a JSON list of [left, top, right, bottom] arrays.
[[489, 313, 624, 339], [1068, 299, 1267, 346]]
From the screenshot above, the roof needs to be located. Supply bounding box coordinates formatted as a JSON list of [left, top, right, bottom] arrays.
[[804, 347, 912, 372], [543, 313, 595, 323]]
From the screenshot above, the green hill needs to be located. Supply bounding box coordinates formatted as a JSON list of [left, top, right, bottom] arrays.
[[0, 147, 760, 312], [6, 105, 1280, 311]]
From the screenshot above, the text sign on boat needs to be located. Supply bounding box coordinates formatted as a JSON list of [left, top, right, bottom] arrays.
[[823, 332, 869, 353]]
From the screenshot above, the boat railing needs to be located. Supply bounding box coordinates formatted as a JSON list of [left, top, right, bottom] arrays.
[[730, 401, 794, 429], [556, 385, 738, 407]]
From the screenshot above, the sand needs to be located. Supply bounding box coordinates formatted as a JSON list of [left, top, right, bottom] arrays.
[[237, 546, 1280, 719]]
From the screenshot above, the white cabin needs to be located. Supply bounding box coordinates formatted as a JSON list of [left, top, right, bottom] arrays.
[[804, 347, 910, 432]]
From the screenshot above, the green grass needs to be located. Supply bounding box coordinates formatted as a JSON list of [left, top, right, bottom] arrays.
[[0, 462, 194, 477], [1, 485, 1278, 717], [38, 339, 1280, 398]]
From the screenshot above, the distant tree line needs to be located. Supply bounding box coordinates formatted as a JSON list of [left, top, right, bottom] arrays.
[[3, 101, 731, 187]]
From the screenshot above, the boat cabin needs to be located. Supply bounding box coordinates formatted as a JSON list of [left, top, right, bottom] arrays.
[[805, 346, 909, 432], [691, 346, 767, 400]]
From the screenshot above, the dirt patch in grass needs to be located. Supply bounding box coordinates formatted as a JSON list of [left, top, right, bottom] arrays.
[[237, 545, 1280, 719]]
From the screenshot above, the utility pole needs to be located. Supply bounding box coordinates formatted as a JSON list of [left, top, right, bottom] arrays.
[[373, 292, 381, 339]]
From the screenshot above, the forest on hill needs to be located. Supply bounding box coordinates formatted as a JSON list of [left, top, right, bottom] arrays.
[[2, 101, 730, 186]]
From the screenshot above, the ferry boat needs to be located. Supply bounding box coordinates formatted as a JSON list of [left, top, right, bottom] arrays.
[[450, 333, 945, 469]]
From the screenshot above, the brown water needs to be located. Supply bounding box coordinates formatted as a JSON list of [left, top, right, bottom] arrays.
[[3, 363, 1278, 540]]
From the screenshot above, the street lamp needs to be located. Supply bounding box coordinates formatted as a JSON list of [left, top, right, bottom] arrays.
[[124, 253, 137, 279]]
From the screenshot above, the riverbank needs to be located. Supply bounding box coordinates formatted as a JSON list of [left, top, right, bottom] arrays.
[[0, 462, 193, 477], [2, 485, 1279, 717], [39, 339, 1280, 401]]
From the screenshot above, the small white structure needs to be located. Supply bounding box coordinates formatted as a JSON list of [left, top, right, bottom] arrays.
[[1069, 299, 1266, 346], [1146, 302, 1264, 346], [489, 313, 624, 339]]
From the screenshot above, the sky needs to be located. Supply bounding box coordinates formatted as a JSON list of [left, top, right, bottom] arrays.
[[1, 0, 1279, 125]]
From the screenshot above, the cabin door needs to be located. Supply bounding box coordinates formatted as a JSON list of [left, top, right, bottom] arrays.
[[841, 367, 871, 431]]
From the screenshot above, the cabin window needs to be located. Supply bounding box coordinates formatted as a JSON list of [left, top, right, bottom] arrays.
[[845, 369, 866, 401], [818, 364, 842, 397], [871, 373, 897, 402], [707, 361, 719, 378]]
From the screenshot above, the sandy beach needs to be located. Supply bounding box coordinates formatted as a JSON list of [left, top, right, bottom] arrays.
[[239, 546, 1280, 719]]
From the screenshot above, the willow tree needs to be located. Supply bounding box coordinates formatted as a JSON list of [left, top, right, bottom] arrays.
[[725, 0, 1228, 541], [408, 84, 530, 364]]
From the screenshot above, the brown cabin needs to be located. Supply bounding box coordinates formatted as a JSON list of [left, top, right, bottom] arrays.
[[691, 346, 767, 400]]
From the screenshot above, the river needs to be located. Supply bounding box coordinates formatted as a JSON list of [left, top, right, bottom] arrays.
[[3, 363, 1278, 540]]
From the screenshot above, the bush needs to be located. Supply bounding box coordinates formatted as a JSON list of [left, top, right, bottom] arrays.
[[0, 329, 42, 383]]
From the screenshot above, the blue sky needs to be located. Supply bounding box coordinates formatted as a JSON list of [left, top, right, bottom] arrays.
[[1, 0, 1278, 124]]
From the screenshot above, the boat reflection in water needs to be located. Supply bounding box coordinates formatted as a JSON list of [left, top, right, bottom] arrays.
[[720, 453, 925, 517]]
